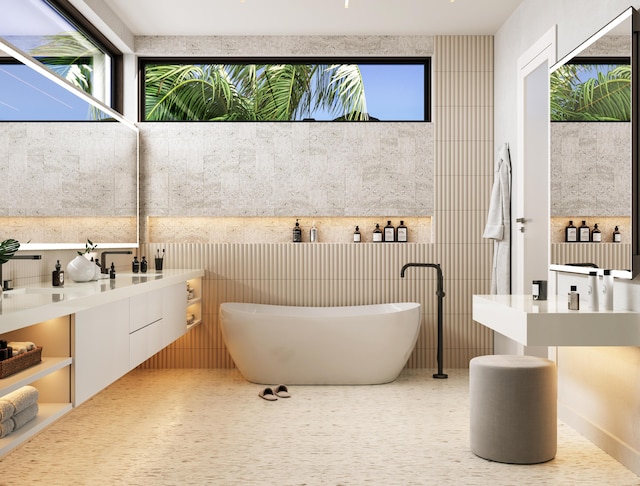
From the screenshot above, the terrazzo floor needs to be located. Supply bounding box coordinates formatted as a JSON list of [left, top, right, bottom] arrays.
[[0, 368, 638, 485]]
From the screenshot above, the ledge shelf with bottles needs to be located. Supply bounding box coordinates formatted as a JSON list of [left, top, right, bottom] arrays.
[[186, 278, 202, 331]]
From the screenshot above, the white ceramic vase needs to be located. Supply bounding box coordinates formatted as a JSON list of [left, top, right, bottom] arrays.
[[66, 255, 96, 282]]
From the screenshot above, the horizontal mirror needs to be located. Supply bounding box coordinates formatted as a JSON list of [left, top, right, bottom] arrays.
[[0, 38, 138, 250], [549, 8, 636, 276]]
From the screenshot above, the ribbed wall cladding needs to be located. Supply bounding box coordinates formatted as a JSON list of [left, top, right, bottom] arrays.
[[137, 36, 495, 371], [551, 243, 632, 271]]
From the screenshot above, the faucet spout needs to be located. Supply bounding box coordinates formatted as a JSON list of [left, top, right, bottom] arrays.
[[100, 250, 133, 273]]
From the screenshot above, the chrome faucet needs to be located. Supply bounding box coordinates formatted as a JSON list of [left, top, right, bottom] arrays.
[[100, 250, 133, 273], [1, 254, 42, 291], [400, 262, 447, 379]]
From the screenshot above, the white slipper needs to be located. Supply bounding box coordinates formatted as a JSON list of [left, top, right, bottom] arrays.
[[259, 387, 277, 401], [274, 384, 290, 398]]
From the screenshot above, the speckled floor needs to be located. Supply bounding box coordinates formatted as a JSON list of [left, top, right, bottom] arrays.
[[0, 369, 638, 485]]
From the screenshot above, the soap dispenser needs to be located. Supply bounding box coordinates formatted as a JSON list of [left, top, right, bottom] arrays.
[[132, 256, 140, 273], [293, 219, 302, 243], [52, 260, 64, 287], [613, 226, 621, 242], [141, 256, 148, 273], [578, 220, 590, 242], [353, 226, 361, 243], [383, 221, 395, 242], [373, 224, 383, 242], [397, 221, 408, 243], [591, 224, 601, 242], [109, 262, 116, 279]]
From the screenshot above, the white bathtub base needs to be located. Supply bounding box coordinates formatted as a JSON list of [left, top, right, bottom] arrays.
[[219, 303, 421, 385]]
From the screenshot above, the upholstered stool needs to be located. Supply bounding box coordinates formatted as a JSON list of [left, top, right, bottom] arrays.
[[470, 354, 557, 464]]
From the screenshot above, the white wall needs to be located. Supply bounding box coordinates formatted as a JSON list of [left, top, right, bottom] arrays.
[[495, 0, 640, 475]]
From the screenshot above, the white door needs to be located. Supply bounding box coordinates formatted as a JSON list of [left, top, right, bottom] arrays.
[[514, 28, 556, 295]]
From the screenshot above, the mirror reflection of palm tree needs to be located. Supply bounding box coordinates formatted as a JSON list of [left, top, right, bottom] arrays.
[[550, 64, 631, 121], [144, 63, 372, 121]]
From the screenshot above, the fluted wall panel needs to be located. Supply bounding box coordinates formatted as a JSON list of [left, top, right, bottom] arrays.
[[551, 243, 632, 271]]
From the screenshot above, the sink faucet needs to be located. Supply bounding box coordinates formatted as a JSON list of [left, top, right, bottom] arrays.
[[100, 251, 133, 273], [1, 254, 42, 291], [400, 262, 447, 379]]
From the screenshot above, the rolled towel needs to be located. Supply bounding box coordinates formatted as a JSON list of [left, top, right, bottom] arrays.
[[3, 385, 39, 415], [11, 402, 38, 430], [0, 399, 14, 422], [8, 342, 35, 354], [9, 344, 26, 356], [0, 418, 15, 439]]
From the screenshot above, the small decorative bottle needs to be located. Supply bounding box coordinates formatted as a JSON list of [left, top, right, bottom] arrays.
[[373, 224, 383, 242], [602, 269, 614, 311], [613, 226, 621, 243], [565, 220, 577, 242], [353, 226, 361, 243], [141, 256, 148, 273], [310, 222, 318, 243], [578, 220, 590, 242], [397, 221, 408, 243], [568, 285, 579, 310], [293, 219, 302, 243], [587, 271, 599, 310], [591, 224, 601, 243], [132, 256, 140, 273], [109, 262, 116, 279]]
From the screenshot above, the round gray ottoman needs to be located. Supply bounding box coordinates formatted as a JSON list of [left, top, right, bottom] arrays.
[[470, 354, 557, 464]]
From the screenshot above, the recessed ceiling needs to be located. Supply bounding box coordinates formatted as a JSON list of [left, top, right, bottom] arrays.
[[101, 0, 524, 37]]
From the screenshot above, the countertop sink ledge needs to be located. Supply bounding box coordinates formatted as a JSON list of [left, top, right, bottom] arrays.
[[0, 269, 203, 334]]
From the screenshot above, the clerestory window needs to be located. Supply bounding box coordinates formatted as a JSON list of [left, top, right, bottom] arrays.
[[140, 58, 430, 122]]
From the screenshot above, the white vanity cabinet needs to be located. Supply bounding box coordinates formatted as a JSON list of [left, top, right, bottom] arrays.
[[129, 289, 164, 369], [0, 269, 204, 455], [73, 299, 130, 406]]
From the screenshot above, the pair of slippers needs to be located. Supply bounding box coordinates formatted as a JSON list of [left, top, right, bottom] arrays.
[[259, 384, 290, 401]]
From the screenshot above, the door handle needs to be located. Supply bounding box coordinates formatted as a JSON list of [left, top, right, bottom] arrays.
[[516, 217, 525, 223]]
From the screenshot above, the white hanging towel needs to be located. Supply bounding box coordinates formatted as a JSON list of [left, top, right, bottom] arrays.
[[483, 143, 511, 294]]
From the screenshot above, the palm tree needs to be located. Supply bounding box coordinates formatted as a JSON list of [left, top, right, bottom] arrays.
[[550, 63, 631, 121], [144, 62, 370, 121]]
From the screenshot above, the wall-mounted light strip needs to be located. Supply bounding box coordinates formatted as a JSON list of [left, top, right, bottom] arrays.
[[345, 0, 349, 8]]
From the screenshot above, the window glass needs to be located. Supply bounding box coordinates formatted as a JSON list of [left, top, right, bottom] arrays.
[[550, 58, 630, 122], [0, 0, 114, 116], [142, 59, 429, 122]]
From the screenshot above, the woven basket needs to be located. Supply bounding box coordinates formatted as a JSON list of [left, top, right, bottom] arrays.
[[0, 347, 43, 379]]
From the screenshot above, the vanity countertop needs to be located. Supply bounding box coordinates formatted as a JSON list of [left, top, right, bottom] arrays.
[[0, 269, 204, 333], [473, 294, 640, 346]]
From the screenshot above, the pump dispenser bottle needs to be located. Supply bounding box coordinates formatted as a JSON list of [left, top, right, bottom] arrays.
[[565, 220, 577, 242], [52, 260, 64, 287], [353, 226, 361, 242], [373, 224, 383, 242], [132, 256, 140, 273], [310, 222, 318, 243], [397, 221, 408, 242], [568, 285, 579, 310], [293, 219, 302, 242], [613, 226, 621, 242], [383, 221, 395, 242], [141, 256, 148, 273], [592, 224, 601, 242], [579, 220, 590, 242]]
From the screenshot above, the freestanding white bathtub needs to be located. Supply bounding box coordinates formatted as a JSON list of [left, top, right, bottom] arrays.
[[219, 302, 421, 385]]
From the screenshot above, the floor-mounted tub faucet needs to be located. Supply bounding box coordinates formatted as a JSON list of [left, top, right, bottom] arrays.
[[400, 263, 447, 379]]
